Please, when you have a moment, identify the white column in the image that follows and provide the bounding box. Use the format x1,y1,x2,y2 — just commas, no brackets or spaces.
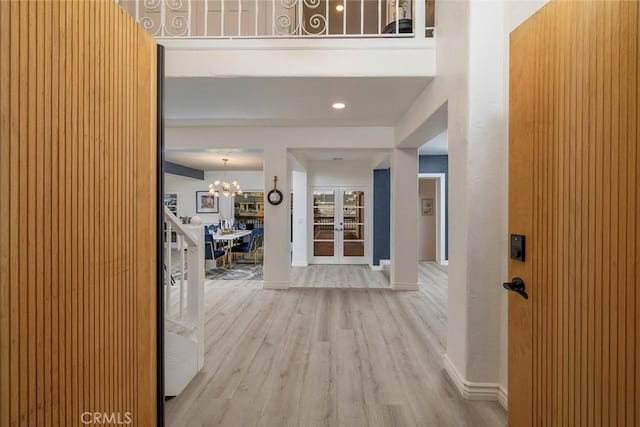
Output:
262,146,290,289
390,148,419,290
414,0,426,39
291,169,308,267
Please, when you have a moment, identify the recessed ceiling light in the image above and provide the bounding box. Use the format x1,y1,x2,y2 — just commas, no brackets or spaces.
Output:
336,4,344,12
332,102,346,110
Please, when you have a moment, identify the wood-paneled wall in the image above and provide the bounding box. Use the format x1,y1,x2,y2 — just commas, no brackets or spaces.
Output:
509,0,639,425
0,1,158,425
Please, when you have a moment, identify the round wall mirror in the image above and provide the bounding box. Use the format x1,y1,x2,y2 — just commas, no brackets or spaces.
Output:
267,189,283,206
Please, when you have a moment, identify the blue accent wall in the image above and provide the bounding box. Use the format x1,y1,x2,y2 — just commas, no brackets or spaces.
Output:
372,169,391,265
419,155,448,259
372,155,449,265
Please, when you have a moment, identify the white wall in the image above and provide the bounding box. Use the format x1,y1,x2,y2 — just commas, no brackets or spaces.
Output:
390,148,419,290
291,164,308,267
262,146,291,288
165,127,395,151
165,171,264,224
163,39,434,79
394,0,548,405
418,179,437,262
307,160,372,187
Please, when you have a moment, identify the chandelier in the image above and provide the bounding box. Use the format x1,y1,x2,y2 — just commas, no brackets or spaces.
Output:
209,158,243,198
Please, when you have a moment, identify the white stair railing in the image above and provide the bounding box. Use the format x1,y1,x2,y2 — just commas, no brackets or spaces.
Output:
163,206,205,396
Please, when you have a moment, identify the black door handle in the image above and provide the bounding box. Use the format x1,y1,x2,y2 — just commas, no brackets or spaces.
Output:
503,277,528,299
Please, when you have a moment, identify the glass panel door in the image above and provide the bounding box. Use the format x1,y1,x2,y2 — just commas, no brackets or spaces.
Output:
312,191,335,258
342,190,366,258
311,187,368,264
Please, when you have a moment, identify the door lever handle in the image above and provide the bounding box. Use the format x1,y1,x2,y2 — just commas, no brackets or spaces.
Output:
503,277,528,299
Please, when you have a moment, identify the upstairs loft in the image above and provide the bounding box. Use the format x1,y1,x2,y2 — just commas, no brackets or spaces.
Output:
116,0,437,78
117,0,435,39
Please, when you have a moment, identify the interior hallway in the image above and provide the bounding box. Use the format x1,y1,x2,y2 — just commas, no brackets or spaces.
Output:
165,263,506,426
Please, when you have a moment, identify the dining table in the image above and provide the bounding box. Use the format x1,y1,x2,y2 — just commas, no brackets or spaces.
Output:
212,229,252,268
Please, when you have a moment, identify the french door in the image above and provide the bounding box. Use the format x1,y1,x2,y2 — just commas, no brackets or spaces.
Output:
311,187,368,264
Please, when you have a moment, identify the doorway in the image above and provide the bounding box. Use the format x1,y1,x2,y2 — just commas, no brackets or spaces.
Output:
311,187,368,264
418,173,446,265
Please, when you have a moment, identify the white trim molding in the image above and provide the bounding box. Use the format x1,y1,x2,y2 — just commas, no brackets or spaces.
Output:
443,354,505,405
391,282,419,291
262,281,290,290
498,386,508,410
370,259,390,271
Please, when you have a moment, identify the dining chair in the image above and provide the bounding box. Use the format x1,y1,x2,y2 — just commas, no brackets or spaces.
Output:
204,232,225,265
231,228,262,264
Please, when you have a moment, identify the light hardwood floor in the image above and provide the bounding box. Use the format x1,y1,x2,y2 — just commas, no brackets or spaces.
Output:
165,262,506,426
290,264,390,288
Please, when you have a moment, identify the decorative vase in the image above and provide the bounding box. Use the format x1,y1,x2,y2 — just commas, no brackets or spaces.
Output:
190,215,203,225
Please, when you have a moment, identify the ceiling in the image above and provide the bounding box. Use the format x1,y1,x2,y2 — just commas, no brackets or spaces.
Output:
165,77,432,127
419,130,448,155
165,149,263,171
166,148,390,172
292,148,389,163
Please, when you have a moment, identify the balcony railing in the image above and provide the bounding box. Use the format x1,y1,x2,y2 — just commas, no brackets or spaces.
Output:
117,0,435,39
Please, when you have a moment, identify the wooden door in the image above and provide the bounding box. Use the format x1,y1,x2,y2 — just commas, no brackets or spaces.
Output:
508,1,639,425
0,1,159,425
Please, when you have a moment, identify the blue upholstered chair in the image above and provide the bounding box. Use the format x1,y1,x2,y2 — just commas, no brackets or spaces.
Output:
255,227,264,253
231,228,263,264
205,232,225,263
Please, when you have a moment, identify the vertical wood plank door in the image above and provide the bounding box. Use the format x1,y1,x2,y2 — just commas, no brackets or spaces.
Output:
0,1,159,425
508,0,639,425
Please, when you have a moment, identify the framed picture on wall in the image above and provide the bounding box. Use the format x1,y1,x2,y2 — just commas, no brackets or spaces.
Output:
196,191,219,213
422,198,433,216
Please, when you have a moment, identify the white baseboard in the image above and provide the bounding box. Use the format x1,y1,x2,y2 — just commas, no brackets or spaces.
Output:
370,259,390,272
262,281,290,290
291,262,308,267
498,385,508,410
443,354,504,403
391,282,418,291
